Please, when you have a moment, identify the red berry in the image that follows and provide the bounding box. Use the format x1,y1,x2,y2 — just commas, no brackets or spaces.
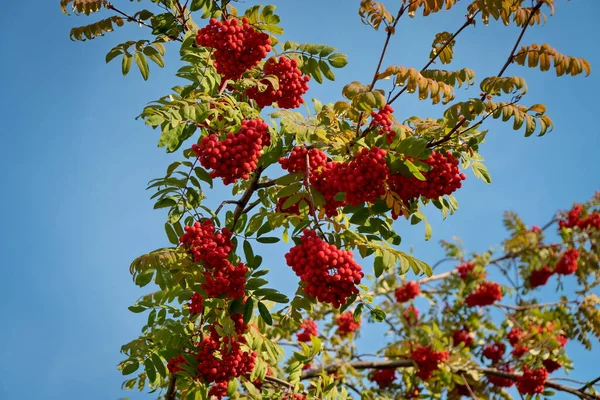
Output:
402,305,419,326
411,346,449,380
452,328,474,347
394,281,421,303
336,311,361,335
487,364,515,388
465,281,502,307
180,219,233,263
370,368,397,388
543,358,563,373
370,104,395,143
482,343,505,363
296,319,318,342
554,248,579,275
279,146,327,176
167,355,187,374
529,265,554,288
516,367,548,395
188,293,204,316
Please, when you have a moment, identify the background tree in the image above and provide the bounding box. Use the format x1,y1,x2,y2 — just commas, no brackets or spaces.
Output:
58,0,600,399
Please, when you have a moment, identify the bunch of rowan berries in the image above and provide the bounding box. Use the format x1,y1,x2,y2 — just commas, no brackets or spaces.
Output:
179,219,233,263
554,248,580,275
369,368,397,388
389,151,466,201
201,259,248,300
529,265,554,288
465,281,502,307
482,343,505,363
452,328,474,347
246,57,310,109
394,281,421,303
336,311,361,335
187,293,204,316
194,118,270,185
487,364,515,388
403,305,419,325
516,367,548,395
559,204,600,230
196,18,272,80
167,355,187,374
285,230,363,308
370,104,395,143
296,319,318,342
411,346,449,380
279,146,327,176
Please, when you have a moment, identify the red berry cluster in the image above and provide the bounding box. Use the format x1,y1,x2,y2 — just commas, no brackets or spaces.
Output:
389,151,466,202
369,368,397,388
296,319,318,342
285,230,364,308
559,204,600,230
336,311,361,335
279,146,327,176
180,219,233,263
465,281,502,307
531,225,542,234
201,259,248,299
543,358,563,373
529,265,553,288
516,367,548,395
452,328,473,347
196,18,272,80
487,364,515,388
394,281,421,303
246,57,310,109
312,147,389,215
188,293,204,316
508,327,525,346
193,118,270,185
370,105,395,144
555,248,580,275
403,305,419,326
411,346,449,380
482,343,505,363
167,355,187,373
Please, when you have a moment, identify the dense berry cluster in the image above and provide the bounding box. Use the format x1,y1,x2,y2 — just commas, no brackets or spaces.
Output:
558,204,600,230
195,315,257,399
312,147,389,215
465,281,502,307
482,343,505,363
370,105,395,143
196,18,272,80
336,311,361,335
296,319,318,342
487,364,515,388
411,346,449,380
516,367,548,395
167,355,187,373
529,265,553,288
279,146,327,175
285,230,363,308
452,328,473,347
179,219,232,263
403,305,419,326
388,151,466,202
508,328,525,346
201,259,248,299
246,57,310,109
555,248,580,275
394,281,421,303
193,118,270,185
188,293,204,316
370,368,397,388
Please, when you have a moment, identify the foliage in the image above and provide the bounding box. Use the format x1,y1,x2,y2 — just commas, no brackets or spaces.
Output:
62,0,600,399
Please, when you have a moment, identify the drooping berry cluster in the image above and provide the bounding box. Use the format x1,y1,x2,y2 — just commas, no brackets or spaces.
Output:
411,346,449,380
452,328,473,347
180,219,233,263
195,314,257,398
487,364,515,388
482,343,505,363
201,259,248,299
279,146,327,175
195,18,272,80
507,327,530,358
370,105,395,143
529,265,553,288
296,319,318,342
285,230,363,308
336,311,361,335
554,248,580,275
312,147,389,215
193,118,270,185
465,281,502,307
246,57,310,109
559,204,600,230
188,293,204,316
516,367,548,395
369,368,397,388
394,281,421,303
457,262,475,280
167,355,187,373
403,305,419,326
389,151,466,202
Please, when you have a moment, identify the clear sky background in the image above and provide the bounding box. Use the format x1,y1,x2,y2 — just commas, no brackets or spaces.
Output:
0,1,598,399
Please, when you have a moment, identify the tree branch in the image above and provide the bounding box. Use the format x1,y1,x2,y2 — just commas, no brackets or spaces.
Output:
165,376,177,400
231,167,263,231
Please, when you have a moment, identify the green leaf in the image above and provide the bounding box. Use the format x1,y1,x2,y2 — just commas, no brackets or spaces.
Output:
143,46,165,68
257,237,280,244
374,252,385,278
370,308,386,322
328,53,348,68
128,305,146,313
151,353,167,378
257,302,273,325
243,297,255,324
164,223,179,245
319,60,335,81
122,53,133,76
122,361,140,375
471,162,491,183
135,52,150,80
144,358,157,383
353,303,364,322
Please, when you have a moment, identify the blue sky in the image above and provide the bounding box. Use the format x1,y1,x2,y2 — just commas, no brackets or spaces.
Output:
0,1,598,399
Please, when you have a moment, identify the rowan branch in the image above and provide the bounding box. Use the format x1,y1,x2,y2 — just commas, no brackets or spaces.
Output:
165,376,177,400
231,167,263,230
